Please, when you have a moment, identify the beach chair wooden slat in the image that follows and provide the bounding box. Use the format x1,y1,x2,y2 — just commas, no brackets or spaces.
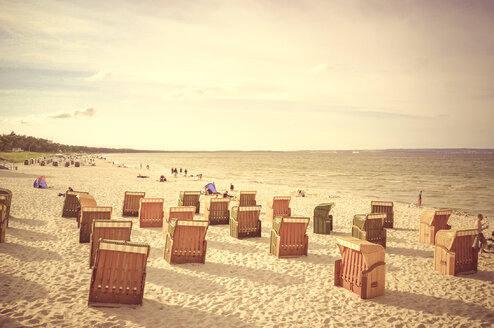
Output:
239,191,257,206
266,196,291,222
0,204,7,243
352,214,387,248
205,198,230,225
335,237,385,299
79,207,112,243
164,219,208,264
138,198,164,228
434,229,478,275
269,216,309,258
122,191,145,217
178,191,201,214
0,188,13,227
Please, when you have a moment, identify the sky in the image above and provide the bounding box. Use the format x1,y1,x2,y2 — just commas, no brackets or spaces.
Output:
0,0,494,151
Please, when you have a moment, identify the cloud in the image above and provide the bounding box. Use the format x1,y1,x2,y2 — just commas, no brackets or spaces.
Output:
49,107,95,119
1,108,97,125
306,64,331,74
85,70,111,82
163,87,215,100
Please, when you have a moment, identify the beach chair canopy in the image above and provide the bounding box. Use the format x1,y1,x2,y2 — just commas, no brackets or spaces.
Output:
33,176,47,188
435,228,478,251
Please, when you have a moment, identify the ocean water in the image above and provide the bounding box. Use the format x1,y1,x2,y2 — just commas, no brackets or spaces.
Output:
105,150,494,217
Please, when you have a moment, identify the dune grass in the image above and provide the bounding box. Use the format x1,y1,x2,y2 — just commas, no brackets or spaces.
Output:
0,152,54,163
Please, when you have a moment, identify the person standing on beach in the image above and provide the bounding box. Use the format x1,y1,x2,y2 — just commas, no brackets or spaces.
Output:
475,214,489,253
418,191,422,207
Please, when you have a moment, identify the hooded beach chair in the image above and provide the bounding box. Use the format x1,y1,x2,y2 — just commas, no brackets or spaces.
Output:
334,236,386,299
313,203,335,234
239,191,257,206
76,194,97,227
162,206,196,239
138,198,164,228
88,239,150,307
204,198,230,225
371,201,394,228
89,220,132,268
122,191,145,217
352,213,387,248
0,188,12,227
164,219,209,264
62,190,89,218
0,204,7,243
230,205,262,239
419,209,452,244
434,228,478,275
270,216,309,258
79,207,112,243
266,196,291,222
178,191,201,214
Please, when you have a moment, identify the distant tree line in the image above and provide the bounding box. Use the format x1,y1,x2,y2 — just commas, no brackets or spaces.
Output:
0,132,158,153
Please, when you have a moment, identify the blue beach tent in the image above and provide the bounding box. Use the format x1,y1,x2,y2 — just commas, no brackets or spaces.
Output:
204,182,217,194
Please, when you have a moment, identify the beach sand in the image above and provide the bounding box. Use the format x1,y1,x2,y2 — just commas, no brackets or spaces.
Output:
1,158,493,327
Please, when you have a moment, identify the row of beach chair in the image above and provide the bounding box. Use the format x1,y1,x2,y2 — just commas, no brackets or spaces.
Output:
55,188,482,306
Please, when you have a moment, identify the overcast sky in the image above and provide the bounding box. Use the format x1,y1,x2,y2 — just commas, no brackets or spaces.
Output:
1,0,493,150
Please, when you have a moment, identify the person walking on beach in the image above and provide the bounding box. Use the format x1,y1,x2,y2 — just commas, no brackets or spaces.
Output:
475,214,489,253
184,169,188,176
418,191,422,207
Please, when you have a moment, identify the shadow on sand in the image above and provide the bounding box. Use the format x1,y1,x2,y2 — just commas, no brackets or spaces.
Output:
8,216,47,227
92,298,261,328
6,227,58,242
0,243,62,262
0,272,49,302
374,289,494,324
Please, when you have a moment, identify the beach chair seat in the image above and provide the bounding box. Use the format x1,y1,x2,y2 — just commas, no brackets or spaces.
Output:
80,207,112,243
88,239,150,307
230,206,262,239
371,201,394,228
313,203,335,234
434,229,478,275
334,236,386,299
89,220,133,268
239,191,257,206
162,206,196,239
205,198,230,225
122,191,145,217
164,219,209,264
139,198,164,228
419,209,452,244
352,213,387,248
266,196,291,222
62,190,89,218
0,188,12,227
178,191,201,214
270,216,309,258
0,204,7,243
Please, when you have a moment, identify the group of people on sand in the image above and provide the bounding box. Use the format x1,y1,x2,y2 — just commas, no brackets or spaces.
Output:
171,168,187,176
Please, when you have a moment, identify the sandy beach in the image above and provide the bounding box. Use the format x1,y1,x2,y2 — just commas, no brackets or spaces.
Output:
1,158,493,328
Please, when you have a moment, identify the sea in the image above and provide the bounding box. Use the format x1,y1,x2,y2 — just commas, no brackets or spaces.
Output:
104,150,494,218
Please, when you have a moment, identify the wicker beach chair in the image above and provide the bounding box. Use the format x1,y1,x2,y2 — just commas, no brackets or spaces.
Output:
0,204,7,243
62,190,89,218
371,201,394,228
239,191,257,206
122,191,145,217
88,239,150,307
0,188,12,227
178,191,201,214
266,196,291,222
76,194,97,227
230,205,262,239
270,216,309,258
164,219,209,264
79,207,112,243
352,213,387,248
313,203,335,234
162,206,196,239
419,209,452,244
205,198,230,225
89,220,132,268
334,236,386,299
138,198,164,228
434,228,478,275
